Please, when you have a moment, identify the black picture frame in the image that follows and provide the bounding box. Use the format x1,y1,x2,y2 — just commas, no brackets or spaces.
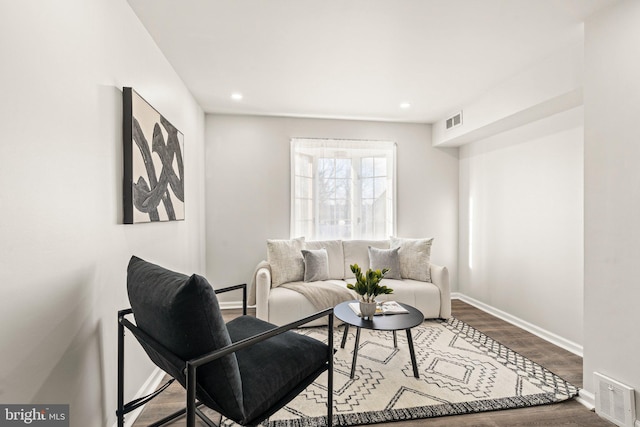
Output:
123,87,184,224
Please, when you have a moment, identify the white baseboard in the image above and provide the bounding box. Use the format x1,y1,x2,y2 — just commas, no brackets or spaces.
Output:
219,301,255,310
452,293,583,357
577,389,595,410
112,367,166,427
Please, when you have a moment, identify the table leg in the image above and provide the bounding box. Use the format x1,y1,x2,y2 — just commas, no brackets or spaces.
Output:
406,329,419,378
340,324,350,349
393,330,397,348
350,327,361,379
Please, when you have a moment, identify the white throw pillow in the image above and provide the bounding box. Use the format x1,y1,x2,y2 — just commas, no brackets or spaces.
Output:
267,237,305,286
368,246,402,279
390,237,434,282
301,248,330,282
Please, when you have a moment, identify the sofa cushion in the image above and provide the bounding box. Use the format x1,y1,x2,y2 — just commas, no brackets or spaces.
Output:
304,240,344,279
343,240,390,279
267,237,305,286
301,248,329,282
368,246,402,279
390,237,434,282
376,278,441,319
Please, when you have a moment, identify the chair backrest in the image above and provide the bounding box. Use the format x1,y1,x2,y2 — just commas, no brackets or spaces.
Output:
126,256,245,421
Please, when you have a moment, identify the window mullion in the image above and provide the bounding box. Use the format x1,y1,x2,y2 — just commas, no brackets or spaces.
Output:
313,155,319,239
352,157,360,240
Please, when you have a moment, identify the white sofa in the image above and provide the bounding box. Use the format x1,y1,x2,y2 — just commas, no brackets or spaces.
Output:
254,238,451,326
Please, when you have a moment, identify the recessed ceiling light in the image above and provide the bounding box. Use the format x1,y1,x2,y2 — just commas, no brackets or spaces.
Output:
400,102,411,109
231,93,243,101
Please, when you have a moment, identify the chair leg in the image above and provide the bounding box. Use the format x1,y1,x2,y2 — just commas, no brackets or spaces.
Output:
148,403,209,427
195,406,218,427
147,408,186,427
186,364,197,427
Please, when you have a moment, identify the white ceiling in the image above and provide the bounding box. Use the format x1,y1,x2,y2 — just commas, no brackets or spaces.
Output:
127,0,616,124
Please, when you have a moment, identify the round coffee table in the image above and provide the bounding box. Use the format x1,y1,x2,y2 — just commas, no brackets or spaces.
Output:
334,300,424,379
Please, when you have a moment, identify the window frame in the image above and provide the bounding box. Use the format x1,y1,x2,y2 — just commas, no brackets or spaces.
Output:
290,138,397,241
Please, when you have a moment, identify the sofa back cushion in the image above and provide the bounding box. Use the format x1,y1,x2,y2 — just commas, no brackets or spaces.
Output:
342,240,390,279
304,240,344,279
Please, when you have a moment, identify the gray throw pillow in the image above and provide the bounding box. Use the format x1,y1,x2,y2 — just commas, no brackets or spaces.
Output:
301,248,329,282
368,246,402,279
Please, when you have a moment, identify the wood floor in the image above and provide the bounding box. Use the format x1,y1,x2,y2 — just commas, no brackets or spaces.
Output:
131,300,613,426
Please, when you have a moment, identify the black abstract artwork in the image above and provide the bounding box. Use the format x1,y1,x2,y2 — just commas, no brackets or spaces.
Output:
123,87,184,224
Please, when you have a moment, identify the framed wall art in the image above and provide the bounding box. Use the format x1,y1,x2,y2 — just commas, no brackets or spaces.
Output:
123,87,184,224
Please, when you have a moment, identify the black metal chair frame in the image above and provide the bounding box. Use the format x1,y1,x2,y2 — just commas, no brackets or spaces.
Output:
117,283,334,427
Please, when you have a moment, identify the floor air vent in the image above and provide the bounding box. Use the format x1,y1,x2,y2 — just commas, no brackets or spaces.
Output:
594,372,636,427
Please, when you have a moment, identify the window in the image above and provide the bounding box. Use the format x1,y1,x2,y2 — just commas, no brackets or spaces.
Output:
291,138,396,240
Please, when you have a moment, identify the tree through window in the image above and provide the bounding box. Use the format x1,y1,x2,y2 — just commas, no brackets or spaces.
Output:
291,138,396,240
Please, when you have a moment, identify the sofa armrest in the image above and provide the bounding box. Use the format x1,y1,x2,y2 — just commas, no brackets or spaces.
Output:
255,265,272,321
430,263,451,318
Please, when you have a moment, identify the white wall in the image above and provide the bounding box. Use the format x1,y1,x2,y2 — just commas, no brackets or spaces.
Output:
205,115,458,301
584,0,640,414
0,1,205,426
458,106,584,349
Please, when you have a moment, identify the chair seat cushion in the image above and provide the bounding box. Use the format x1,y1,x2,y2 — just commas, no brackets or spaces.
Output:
226,316,329,424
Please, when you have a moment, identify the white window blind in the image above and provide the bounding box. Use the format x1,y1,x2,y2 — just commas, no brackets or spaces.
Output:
291,138,396,240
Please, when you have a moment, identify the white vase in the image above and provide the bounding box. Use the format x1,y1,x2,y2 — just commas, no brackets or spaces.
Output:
359,301,377,320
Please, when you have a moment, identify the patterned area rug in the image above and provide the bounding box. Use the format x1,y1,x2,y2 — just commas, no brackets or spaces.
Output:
227,318,579,427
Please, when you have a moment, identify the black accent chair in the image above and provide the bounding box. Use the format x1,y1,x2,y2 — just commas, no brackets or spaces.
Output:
117,256,333,427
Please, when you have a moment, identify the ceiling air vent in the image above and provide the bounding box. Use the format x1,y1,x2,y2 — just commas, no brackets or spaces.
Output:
594,372,636,427
446,111,463,130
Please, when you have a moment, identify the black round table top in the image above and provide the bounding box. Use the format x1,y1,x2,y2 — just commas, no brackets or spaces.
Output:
334,300,424,331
